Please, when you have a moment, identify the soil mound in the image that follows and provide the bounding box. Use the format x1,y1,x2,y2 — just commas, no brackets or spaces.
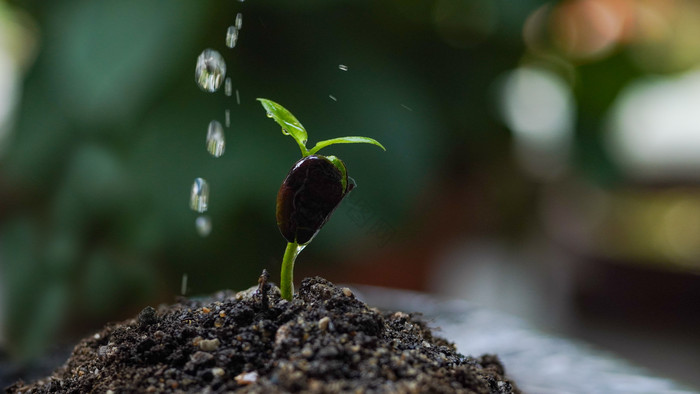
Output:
7,277,518,393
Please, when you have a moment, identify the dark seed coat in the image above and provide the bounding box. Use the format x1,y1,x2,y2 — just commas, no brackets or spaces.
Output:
276,155,347,244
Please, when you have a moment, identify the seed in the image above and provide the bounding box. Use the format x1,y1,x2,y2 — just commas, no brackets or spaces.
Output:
276,155,351,244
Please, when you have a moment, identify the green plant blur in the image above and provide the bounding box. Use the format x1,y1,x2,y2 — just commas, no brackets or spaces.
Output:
2,0,699,364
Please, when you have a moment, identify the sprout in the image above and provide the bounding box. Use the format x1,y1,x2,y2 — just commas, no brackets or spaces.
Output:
258,98,385,300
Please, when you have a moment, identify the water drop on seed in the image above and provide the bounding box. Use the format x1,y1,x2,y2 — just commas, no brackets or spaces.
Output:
225,78,232,96
195,49,226,93
196,216,212,237
206,121,225,157
190,178,210,212
226,26,239,48
235,13,243,30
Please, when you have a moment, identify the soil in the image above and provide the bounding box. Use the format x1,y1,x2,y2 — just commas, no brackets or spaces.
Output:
6,276,519,393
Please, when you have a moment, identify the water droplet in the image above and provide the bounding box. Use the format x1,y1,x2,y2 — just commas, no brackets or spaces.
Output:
195,49,226,93
206,121,225,157
266,112,273,118
196,216,212,237
235,89,240,105
190,177,209,212
400,104,414,112
348,176,357,189
225,109,231,128
181,273,188,295
235,13,243,30
225,77,232,96
226,26,239,48
338,64,348,71
329,94,337,101
282,128,290,135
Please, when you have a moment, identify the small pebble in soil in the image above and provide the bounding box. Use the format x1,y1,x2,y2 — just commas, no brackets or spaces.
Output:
198,338,220,351
342,287,353,297
393,311,409,320
234,371,258,385
318,316,331,331
301,345,313,358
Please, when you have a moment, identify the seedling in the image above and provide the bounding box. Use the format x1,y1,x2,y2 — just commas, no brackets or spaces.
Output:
258,98,385,300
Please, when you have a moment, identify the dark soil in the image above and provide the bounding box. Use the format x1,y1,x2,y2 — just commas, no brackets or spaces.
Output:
6,277,519,393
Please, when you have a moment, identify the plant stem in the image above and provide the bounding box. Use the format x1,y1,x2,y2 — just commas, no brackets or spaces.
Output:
296,139,311,157
280,241,301,300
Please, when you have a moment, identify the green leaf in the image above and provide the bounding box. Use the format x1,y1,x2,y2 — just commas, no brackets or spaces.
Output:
325,155,348,192
257,98,309,156
308,136,386,155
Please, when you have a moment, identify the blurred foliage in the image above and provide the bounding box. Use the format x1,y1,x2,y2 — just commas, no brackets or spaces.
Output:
5,0,694,362
0,0,535,360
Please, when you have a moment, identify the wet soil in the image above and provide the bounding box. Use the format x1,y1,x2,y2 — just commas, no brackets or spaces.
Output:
6,277,519,393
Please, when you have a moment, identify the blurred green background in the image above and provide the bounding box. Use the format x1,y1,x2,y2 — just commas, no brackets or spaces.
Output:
2,0,700,388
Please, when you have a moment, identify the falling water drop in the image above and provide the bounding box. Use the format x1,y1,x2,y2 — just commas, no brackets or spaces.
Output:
190,177,210,212
338,64,348,71
329,94,337,101
196,216,212,237
181,274,188,296
235,89,240,105
226,26,239,48
235,13,243,30
195,49,226,93
225,78,232,96
206,120,225,157
225,109,231,128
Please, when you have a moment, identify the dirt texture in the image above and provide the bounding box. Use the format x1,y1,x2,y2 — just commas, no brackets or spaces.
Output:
6,277,519,393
